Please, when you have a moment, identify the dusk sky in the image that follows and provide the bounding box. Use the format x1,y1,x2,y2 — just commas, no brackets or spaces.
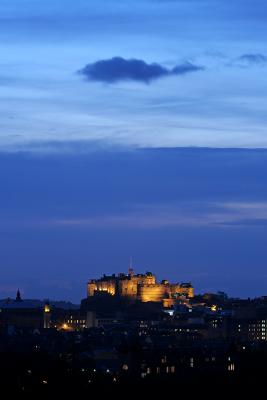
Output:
1,0,267,302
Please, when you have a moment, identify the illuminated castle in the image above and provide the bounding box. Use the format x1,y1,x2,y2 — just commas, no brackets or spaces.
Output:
87,269,194,305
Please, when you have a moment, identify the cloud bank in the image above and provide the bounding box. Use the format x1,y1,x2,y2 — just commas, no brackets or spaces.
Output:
79,57,204,83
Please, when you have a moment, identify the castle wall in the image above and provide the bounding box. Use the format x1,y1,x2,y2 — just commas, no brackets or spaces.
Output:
118,280,138,298
132,275,156,285
87,280,116,297
87,273,194,302
87,282,97,297
96,280,116,296
138,284,169,302
88,273,157,299
169,284,194,299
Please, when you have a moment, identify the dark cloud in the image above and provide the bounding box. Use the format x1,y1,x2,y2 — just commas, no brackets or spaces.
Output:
78,57,204,83
239,54,267,64
230,53,267,68
226,53,267,68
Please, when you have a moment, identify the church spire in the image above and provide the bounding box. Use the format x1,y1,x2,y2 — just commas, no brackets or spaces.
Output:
15,289,22,302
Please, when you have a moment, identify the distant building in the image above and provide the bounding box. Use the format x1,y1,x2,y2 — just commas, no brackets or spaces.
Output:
0,294,79,331
52,309,87,331
0,300,49,330
87,269,194,305
86,311,122,329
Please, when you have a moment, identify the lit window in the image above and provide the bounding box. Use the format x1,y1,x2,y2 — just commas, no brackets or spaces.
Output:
228,364,235,372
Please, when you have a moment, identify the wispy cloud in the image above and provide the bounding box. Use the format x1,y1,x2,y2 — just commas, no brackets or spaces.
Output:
51,201,267,229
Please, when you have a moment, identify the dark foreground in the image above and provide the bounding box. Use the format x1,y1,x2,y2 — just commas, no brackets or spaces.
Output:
0,329,267,395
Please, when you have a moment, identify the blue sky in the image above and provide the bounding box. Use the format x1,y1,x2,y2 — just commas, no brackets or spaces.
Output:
1,0,267,149
1,148,267,301
1,0,267,301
